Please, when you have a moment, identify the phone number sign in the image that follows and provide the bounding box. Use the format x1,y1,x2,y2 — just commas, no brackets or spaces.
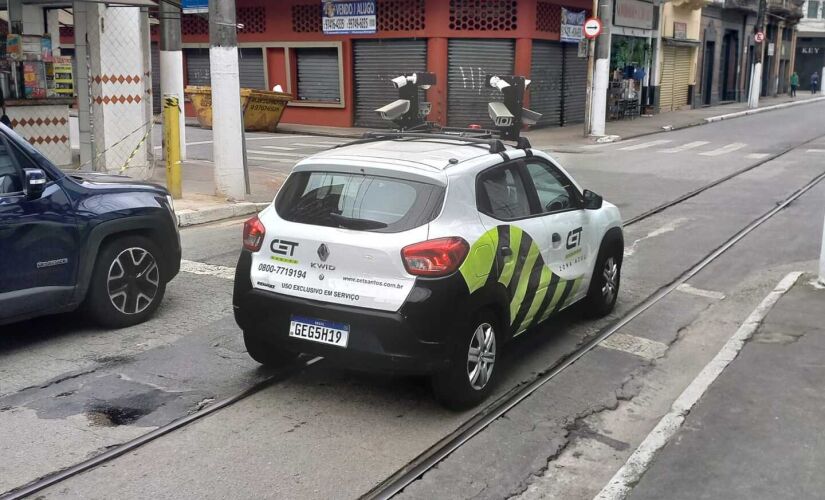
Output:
322,0,377,35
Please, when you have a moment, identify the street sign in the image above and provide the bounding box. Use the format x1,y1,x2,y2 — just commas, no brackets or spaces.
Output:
182,0,208,14
584,18,602,39
754,31,765,43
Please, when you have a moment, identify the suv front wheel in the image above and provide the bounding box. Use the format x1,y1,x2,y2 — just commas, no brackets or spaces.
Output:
85,235,167,328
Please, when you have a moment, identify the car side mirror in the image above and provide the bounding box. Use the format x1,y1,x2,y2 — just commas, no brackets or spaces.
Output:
24,168,46,199
583,189,602,210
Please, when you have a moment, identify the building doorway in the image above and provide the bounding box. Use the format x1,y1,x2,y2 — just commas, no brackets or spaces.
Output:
704,40,715,106
721,31,738,101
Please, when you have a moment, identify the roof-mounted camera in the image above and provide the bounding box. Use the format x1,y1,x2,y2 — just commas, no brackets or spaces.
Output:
375,72,436,129
485,74,542,140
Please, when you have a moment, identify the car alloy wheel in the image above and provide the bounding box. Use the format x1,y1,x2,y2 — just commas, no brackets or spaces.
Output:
107,247,160,315
601,256,618,304
467,322,496,391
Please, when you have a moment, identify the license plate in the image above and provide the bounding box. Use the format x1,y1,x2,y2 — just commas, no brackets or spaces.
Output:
289,315,349,348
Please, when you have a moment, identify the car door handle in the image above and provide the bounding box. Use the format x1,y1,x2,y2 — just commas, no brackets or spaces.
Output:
500,246,513,258
552,233,561,244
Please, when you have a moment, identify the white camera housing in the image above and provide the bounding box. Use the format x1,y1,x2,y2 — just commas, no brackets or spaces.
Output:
375,99,411,121
391,75,409,89
488,75,511,91
488,102,514,127
521,107,542,126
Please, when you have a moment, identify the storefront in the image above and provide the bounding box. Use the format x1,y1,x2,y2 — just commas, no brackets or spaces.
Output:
2,32,73,166
609,0,656,119
796,37,825,90
699,3,756,106
656,0,702,112
169,0,593,129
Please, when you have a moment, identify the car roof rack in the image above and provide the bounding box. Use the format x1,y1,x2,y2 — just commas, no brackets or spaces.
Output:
333,130,508,154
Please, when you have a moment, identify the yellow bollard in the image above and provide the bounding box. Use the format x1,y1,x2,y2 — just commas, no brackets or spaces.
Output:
163,94,182,199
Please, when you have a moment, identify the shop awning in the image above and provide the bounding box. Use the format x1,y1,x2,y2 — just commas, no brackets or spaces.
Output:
663,37,702,47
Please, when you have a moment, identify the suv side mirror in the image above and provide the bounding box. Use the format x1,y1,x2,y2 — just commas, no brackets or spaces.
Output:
24,168,46,199
583,189,602,210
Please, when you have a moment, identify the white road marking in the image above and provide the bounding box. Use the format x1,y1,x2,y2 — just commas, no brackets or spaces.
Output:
699,142,746,156
806,149,825,153
624,218,689,257
618,140,672,151
247,156,293,164
261,146,296,151
599,333,668,360
180,259,236,280
153,135,314,150
582,138,640,150
745,153,770,159
676,283,726,300
247,150,305,158
291,142,335,148
594,272,803,500
659,141,709,153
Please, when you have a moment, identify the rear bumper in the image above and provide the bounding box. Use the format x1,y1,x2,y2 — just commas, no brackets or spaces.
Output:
232,251,470,375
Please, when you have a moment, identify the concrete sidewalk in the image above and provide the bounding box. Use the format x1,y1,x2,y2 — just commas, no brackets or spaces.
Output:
272,92,825,147
628,275,825,499
165,91,824,225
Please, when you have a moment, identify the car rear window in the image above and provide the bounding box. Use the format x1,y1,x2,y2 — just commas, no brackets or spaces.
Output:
275,171,445,233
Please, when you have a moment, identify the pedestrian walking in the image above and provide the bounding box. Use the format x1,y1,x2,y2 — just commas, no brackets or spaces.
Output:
790,71,799,97
812,71,820,94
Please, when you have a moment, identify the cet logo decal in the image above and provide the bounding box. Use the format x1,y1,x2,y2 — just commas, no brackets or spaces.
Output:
317,243,330,262
270,239,299,256
566,227,583,250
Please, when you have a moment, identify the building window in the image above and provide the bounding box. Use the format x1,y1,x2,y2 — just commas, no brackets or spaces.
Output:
295,48,341,103
808,0,820,18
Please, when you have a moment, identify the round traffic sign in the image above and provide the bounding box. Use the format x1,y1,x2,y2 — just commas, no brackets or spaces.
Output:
754,31,765,43
584,18,602,39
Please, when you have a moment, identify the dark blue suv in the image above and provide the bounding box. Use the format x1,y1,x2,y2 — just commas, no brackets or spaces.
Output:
0,123,180,327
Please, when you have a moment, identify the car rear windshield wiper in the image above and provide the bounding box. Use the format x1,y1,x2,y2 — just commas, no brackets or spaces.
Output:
329,212,388,230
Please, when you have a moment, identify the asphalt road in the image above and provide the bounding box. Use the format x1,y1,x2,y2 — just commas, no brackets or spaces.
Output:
2,102,824,499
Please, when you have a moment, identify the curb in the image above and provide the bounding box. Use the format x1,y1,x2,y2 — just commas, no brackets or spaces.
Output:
704,96,825,123
176,201,270,227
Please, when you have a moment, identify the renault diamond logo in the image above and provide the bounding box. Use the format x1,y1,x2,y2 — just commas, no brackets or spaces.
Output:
317,243,330,262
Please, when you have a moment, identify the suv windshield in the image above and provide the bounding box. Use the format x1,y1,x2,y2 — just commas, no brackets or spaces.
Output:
275,171,445,233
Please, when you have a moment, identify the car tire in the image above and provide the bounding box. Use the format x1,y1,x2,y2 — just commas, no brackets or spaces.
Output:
85,235,167,328
243,330,300,367
431,309,501,411
584,241,621,318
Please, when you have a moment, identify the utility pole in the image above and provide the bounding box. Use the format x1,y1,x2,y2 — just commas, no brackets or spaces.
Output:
160,0,186,160
583,0,598,137
590,0,612,136
209,0,245,200
748,0,768,108
73,0,94,169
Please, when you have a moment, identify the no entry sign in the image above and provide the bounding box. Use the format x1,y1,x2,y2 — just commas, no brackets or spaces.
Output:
584,18,602,39
754,31,765,43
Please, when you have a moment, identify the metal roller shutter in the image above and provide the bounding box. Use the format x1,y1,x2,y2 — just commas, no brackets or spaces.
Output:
354,39,427,128
185,48,211,87
672,46,692,109
530,41,563,127
296,48,341,102
659,45,676,112
239,48,266,90
448,39,514,128
562,44,587,126
151,43,161,114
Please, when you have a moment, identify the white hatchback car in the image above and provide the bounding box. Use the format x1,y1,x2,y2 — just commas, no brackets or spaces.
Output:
233,133,623,409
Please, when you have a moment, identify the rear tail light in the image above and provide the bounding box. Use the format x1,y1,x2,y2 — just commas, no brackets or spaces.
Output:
401,237,470,277
243,215,266,252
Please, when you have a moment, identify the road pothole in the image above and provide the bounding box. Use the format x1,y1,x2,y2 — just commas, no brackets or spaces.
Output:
86,404,150,426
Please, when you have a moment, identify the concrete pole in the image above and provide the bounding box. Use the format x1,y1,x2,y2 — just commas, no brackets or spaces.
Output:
73,0,94,169
209,0,245,200
8,0,23,34
748,0,767,108
590,0,612,136
820,209,825,285
46,9,61,57
160,0,186,160
583,0,598,136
